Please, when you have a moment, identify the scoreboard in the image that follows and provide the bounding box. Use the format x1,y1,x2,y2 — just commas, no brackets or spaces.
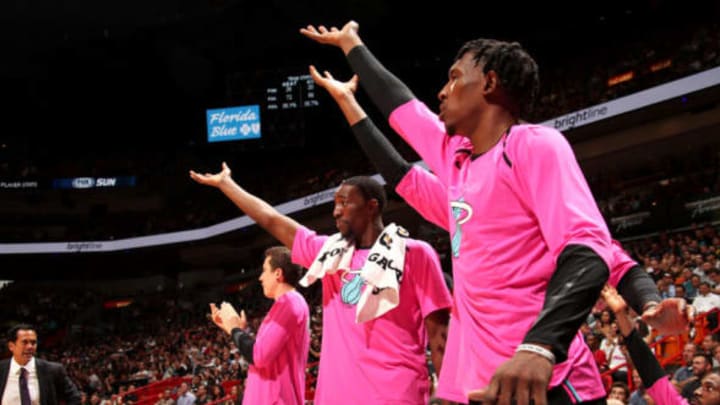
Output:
266,74,320,111
218,68,323,148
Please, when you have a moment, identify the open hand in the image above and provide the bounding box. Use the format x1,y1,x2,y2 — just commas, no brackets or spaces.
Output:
189,162,231,188
308,65,358,100
300,21,362,53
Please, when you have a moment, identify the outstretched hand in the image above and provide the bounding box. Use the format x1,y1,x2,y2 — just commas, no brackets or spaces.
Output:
300,21,363,54
641,298,693,336
189,162,231,188
467,351,553,405
309,65,358,100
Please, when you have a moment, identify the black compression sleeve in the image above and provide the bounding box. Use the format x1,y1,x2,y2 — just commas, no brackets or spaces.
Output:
350,118,412,188
346,45,415,118
617,265,661,315
624,328,665,388
231,328,255,365
523,244,610,363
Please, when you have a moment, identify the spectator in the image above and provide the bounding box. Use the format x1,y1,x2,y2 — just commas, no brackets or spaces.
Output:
681,353,714,400
176,382,196,405
673,343,699,390
608,381,630,404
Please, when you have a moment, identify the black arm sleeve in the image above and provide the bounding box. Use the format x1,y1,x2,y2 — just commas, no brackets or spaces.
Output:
617,264,662,315
523,244,610,363
350,118,412,188
231,328,256,365
624,328,665,389
346,45,415,119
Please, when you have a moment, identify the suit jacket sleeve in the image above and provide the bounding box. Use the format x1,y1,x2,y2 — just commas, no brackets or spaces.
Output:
39,359,81,405
56,363,81,405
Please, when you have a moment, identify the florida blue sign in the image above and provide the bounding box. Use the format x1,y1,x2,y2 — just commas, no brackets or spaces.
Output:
206,105,261,143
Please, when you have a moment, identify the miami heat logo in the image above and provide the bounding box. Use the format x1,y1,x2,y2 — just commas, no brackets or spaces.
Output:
341,270,364,305
450,199,473,258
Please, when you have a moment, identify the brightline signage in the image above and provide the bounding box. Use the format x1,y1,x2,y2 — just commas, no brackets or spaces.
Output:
543,66,720,132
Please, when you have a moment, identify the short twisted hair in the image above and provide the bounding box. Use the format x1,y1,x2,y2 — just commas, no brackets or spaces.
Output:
456,39,540,118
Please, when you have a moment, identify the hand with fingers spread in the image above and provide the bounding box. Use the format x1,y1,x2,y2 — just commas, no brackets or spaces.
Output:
189,162,232,188
641,298,694,336
308,65,358,100
299,20,363,54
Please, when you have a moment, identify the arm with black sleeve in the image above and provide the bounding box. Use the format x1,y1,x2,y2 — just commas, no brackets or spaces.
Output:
612,244,690,335
617,264,662,315
345,45,415,119
300,22,412,119
231,328,255,364
350,118,411,189
522,245,609,363
307,65,411,189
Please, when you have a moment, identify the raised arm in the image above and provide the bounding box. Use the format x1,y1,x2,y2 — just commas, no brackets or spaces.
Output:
309,62,409,186
303,21,461,184
301,21,414,118
309,65,448,229
189,162,300,248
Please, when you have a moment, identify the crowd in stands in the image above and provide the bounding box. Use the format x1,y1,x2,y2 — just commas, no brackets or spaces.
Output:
530,23,720,123
0,276,323,404
581,223,720,403
3,12,720,405
3,220,720,403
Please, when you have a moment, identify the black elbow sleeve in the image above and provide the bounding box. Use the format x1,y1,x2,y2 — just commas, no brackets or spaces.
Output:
231,328,255,365
350,118,411,188
617,265,661,315
347,46,415,118
523,244,609,363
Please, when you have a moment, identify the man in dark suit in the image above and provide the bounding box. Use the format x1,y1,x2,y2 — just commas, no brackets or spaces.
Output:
0,324,81,405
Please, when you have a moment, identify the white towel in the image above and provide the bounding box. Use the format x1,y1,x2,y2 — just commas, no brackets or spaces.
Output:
299,223,408,323
356,223,408,322
299,233,354,287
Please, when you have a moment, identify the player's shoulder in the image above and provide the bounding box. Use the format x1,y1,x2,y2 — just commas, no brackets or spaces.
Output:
405,237,438,258
506,123,572,161
511,123,566,146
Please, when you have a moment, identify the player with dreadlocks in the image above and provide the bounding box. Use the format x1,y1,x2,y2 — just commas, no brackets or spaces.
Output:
302,21,623,404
